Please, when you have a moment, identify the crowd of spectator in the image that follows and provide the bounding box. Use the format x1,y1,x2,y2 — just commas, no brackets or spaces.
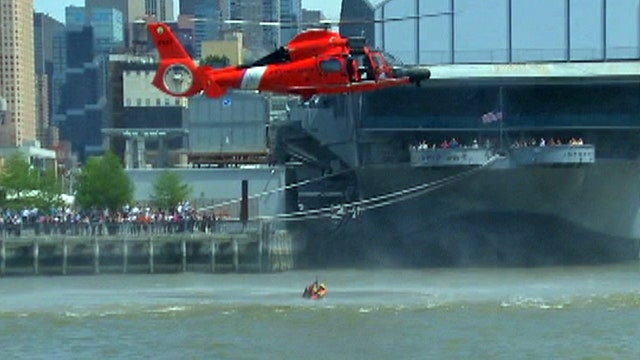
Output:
0,201,221,238
411,138,486,150
411,136,587,151
511,137,585,148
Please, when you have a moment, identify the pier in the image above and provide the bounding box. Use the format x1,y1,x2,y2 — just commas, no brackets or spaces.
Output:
0,221,294,276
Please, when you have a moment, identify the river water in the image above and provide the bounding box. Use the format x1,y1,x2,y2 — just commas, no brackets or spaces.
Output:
1,264,640,359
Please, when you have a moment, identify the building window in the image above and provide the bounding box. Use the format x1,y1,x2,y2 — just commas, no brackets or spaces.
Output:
126,98,131,106
136,98,142,106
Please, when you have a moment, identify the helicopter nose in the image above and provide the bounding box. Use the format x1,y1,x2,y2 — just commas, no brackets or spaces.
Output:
408,67,431,83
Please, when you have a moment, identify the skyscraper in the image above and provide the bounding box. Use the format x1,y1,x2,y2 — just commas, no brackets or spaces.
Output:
194,0,221,58
0,0,36,146
228,0,300,52
301,9,324,30
145,0,175,21
34,13,64,147
55,25,107,161
62,6,126,53
339,0,374,40
278,0,301,46
91,7,125,53
34,13,64,76
179,0,199,15
85,0,146,46
65,5,88,30
86,0,146,24
229,0,263,53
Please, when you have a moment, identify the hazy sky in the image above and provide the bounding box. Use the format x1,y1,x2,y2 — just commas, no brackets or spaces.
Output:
376,0,640,64
34,0,640,65
33,0,341,23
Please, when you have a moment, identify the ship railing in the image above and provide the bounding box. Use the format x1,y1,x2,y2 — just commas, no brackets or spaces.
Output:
410,146,495,167
510,144,595,165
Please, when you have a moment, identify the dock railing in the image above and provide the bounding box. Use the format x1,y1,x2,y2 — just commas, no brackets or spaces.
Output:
0,219,294,275
0,219,262,240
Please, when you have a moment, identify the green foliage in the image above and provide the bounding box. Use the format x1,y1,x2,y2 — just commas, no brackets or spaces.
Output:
33,169,65,210
75,151,133,211
1,152,36,195
0,151,63,210
150,170,192,210
201,54,231,67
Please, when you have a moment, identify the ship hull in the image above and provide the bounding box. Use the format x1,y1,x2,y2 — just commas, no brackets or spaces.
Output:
300,159,640,267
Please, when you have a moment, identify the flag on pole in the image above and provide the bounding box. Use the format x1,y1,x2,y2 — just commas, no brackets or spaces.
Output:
481,111,503,124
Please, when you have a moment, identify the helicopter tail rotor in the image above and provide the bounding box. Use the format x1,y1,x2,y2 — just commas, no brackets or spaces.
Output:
148,22,204,97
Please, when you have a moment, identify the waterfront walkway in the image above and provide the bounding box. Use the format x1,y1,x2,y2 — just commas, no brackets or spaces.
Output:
0,220,294,275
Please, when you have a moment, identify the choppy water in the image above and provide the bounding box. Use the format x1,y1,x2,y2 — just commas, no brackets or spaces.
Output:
1,264,640,359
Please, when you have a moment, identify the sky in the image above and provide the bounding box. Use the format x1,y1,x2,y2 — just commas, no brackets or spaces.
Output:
34,0,639,65
33,0,341,23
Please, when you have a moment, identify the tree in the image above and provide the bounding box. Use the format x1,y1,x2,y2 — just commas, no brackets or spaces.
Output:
33,169,65,210
0,152,64,210
201,54,231,68
0,151,39,209
75,151,133,212
150,170,192,210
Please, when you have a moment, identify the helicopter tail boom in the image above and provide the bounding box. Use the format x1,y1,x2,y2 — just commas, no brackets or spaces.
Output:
148,22,209,97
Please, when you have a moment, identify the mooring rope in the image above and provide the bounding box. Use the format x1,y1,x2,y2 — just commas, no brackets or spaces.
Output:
251,155,501,222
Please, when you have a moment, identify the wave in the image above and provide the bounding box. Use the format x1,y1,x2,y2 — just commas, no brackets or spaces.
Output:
145,305,188,314
1,281,639,319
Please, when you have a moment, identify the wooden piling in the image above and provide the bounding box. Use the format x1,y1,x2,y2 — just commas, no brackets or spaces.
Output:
258,235,263,273
0,240,5,275
181,239,187,272
148,237,154,273
33,241,39,275
233,239,239,272
62,239,68,275
93,238,100,274
0,225,284,275
122,239,128,274
210,239,216,273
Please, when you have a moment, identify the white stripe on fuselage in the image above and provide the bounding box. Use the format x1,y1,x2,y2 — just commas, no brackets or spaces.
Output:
240,66,268,90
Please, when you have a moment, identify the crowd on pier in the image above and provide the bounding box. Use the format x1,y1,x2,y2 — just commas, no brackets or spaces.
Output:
0,201,224,238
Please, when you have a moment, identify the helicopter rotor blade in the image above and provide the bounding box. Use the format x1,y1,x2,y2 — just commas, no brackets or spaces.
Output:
219,11,456,28
320,11,456,26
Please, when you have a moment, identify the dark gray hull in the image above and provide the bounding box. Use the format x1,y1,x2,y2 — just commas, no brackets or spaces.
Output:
300,159,640,267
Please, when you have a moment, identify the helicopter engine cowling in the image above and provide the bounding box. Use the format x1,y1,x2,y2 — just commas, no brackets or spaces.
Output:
347,37,366,55
152,60,203,97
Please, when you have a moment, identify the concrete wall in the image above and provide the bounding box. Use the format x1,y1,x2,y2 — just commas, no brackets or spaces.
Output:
122,70,189,108
185,92,269,153
126,166,287,219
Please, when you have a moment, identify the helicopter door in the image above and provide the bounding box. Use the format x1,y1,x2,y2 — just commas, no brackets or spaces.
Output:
318,57,347,82
319,57,343,72
373,53,392,79
346,56,360,82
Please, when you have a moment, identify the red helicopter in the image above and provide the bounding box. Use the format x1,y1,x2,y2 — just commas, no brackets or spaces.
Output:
147,22,431,101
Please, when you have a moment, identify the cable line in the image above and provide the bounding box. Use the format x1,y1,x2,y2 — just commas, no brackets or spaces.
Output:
251,155,501,222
